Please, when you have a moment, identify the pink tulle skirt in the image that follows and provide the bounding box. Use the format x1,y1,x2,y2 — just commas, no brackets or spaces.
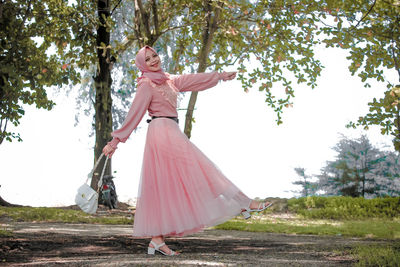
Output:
132,118,251,237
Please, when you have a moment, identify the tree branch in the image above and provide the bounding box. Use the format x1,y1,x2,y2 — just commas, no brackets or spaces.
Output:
151,0,159,36
122,16,135,30
0,118,8,145
0,117,3,135
136,0,151,43
22,0,32,25
389,18,400,82
184,0,223,138
116,36,139,56
110,0,123,15
207,53,243,69
159,22,197,35
133,0,144,47
391,42,400,82
350,0,377,30
169,35,187,74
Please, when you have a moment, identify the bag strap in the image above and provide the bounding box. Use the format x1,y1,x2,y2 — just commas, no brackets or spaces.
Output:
97,156,109,190
86,153,108,186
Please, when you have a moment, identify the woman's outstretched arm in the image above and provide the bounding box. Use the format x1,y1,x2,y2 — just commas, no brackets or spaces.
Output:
172,71,236,92
103,81,152,157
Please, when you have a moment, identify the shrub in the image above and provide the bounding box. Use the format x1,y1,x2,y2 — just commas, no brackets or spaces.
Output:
287,196,400,219
352,244,400,267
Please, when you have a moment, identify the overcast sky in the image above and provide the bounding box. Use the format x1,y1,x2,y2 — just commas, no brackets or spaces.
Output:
0,46,396,207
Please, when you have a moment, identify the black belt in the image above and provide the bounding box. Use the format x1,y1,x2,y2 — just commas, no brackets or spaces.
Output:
146,116,179,124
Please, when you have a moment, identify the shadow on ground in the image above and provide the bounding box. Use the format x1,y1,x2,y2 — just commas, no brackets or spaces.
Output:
0,222,385,266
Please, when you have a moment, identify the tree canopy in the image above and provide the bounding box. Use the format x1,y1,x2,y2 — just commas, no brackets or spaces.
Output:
78,0,326,136
0,0,96,144
317,0,400,150
3,0,400,155
316,135,400,197
292,167,318,197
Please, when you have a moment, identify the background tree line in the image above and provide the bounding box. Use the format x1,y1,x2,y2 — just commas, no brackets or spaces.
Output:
293,134,400,198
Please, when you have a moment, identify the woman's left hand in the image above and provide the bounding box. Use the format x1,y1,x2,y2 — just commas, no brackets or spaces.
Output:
102,144,116,158
220,71,237,81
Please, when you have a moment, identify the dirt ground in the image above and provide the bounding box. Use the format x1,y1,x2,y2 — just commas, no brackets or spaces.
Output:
0,220,392,267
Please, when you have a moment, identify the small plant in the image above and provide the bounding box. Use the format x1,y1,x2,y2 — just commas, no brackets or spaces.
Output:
0,228,13,237
351,244,400,267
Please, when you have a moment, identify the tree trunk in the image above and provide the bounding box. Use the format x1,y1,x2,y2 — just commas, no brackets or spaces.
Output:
0,72,9,145
361,166,366,198
361,157,366,197
0,186,21,207
304,178,308,197
0,196,21,207
183,1,221,139
91,0,113,192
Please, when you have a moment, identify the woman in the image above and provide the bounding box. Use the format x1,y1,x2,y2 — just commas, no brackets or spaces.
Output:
102,45,272,256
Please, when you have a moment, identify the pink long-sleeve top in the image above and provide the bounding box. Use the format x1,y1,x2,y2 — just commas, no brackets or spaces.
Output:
107,72,223,148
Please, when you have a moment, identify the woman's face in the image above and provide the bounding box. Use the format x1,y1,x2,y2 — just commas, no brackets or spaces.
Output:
145,49,161,72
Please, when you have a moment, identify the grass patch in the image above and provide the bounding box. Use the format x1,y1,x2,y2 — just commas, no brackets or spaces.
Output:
2,205,399,240
0,228,13,237
0,207,133,225
351,244,400,267
214,215,400,239
288,196,400,219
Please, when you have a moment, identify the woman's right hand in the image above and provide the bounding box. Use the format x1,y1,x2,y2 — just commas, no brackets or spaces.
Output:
220,71,237,81
102,144,116,158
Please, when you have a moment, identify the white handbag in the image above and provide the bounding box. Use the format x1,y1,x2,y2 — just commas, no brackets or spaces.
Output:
75,153,109,214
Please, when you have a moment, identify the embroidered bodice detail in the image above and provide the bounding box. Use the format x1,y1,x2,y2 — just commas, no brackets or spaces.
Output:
156,80,180,107
138,77,158,88
138,77,180,107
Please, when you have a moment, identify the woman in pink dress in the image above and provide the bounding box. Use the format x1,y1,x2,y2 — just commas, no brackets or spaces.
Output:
102,45,272,256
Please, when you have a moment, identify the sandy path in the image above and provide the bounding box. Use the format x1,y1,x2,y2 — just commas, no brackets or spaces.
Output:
0,222,388,266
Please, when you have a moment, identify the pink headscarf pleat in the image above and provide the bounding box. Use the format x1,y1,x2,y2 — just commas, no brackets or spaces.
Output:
135,45,169,85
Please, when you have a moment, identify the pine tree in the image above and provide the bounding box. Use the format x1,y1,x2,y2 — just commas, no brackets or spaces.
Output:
317,135,400,197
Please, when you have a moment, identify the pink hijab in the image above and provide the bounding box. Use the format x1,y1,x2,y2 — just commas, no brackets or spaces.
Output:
135,45,169,85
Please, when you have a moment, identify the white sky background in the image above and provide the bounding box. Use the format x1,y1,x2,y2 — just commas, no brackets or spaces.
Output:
0,46,397,207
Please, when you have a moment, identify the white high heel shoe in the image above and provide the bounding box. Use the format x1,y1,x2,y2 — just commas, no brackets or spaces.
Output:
241,201,273,219
147,241,177,256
